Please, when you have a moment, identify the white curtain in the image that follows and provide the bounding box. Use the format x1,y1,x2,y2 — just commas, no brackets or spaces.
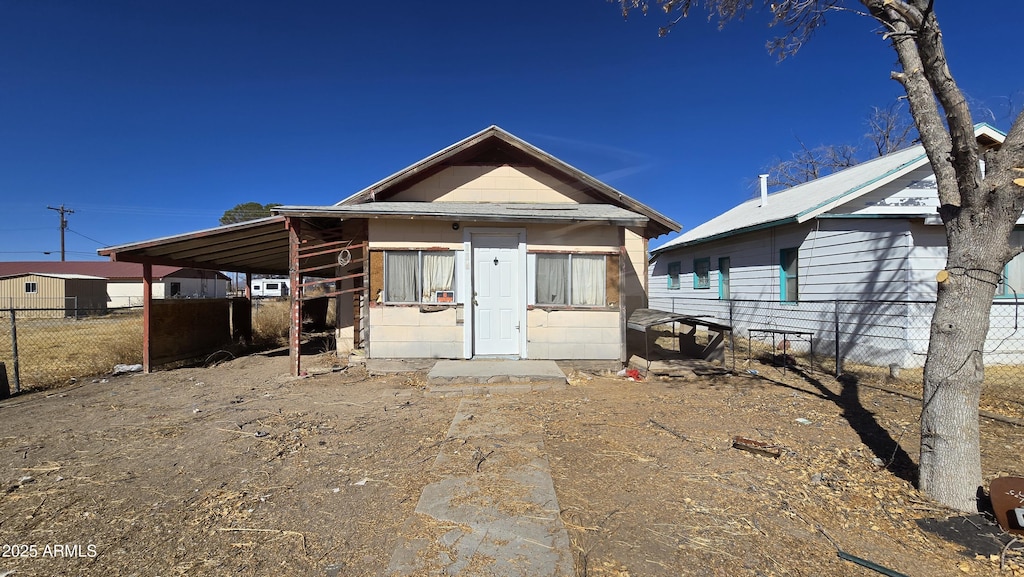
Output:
385,252,418,302
422,252,455,301
537,254,568,305
571,255,606,306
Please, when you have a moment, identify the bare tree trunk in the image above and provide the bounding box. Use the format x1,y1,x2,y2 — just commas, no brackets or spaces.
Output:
920,221,1008,512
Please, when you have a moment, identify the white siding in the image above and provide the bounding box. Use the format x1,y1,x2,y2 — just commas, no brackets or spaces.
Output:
650,219,912,311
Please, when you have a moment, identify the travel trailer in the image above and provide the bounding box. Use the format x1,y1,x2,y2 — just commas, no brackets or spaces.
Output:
250,279,288,298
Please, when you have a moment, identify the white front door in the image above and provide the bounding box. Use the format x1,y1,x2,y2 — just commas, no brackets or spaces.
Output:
473,234,520,356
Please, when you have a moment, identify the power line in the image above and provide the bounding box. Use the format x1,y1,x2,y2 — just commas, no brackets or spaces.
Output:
67,228,108,247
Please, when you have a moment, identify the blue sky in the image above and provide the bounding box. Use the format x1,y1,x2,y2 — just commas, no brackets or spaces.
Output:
1,1,1021,261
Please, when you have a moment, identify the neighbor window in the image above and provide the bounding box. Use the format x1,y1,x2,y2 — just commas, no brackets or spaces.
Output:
998,231,1024,297
24,282,37,294
693,258,710,289
718,257,731,300
667,262,681,290
384,250,456,303
780,248,799,302
169,282,181,297
536,253,606,307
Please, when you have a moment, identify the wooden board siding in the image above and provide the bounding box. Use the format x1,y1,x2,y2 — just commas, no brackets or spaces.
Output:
388,165,596,204
150,299,231,366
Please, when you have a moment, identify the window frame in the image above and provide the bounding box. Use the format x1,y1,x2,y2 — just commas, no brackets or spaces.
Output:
718,257,731,300
383,249,457,304
693,258,710,290
24,281,37,294
997,230,1024,298
779,247,799,303
667,261,681,290
534,252,608,308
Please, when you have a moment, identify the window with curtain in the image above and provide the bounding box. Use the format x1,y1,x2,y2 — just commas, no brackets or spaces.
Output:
780,247,799,302
536,253,606,307
718,257,730,300
693,258,710,289
384,250,456,303
667,262,681,290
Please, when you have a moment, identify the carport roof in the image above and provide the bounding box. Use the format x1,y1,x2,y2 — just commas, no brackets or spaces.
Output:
98,216,292,275
273,202,649,227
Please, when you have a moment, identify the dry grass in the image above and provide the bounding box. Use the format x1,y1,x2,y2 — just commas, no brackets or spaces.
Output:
252,300,291,347
0,312,142,391
251,298,338,347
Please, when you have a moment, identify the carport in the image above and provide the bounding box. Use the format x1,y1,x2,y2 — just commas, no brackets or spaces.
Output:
99,215,368,377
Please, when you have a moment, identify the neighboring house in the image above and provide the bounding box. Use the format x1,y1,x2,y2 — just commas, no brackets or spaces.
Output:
0,273,107,317
648,124,1017,368
275,126,680,361
0,262,230,308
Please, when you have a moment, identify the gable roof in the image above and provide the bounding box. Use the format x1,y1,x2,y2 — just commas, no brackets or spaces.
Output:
0,272,106,281
0,261,227,281
334,125,680,237
652,124,1006,254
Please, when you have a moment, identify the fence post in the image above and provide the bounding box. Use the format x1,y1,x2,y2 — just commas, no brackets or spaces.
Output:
833,300,841,378
9,309,20,394
729,299,736,372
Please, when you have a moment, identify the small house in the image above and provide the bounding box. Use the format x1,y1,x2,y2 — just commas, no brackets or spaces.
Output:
99,126,681,372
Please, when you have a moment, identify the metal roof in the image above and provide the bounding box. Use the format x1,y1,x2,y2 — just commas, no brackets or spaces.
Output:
0,261,223,280
0,272,106,281
653,124,1007,254
98,217,291,275
274,202,649,227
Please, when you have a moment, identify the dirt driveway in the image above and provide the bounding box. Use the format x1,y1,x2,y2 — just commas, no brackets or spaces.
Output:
0,352,1021,576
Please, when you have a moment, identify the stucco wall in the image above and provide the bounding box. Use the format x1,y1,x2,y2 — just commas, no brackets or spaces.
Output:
526,309,621,360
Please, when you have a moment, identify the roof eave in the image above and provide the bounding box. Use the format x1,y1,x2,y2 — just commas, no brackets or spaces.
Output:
651,217,799,255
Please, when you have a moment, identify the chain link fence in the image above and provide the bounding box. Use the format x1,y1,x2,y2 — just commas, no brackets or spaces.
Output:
0,307,143,394
649,295,1024,397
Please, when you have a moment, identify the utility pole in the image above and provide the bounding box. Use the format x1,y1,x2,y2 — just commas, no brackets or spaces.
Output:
46,204,74,261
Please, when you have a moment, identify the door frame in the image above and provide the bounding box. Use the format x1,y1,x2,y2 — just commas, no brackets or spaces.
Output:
462,227,527,359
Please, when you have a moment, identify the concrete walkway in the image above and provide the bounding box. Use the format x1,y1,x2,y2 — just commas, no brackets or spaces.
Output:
387,396,575,576
426,360,567,394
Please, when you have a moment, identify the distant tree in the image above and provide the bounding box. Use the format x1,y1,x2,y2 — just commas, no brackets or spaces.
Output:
766,102,917,188
219,202,282,225
766,139,859,188
616,0,1024,513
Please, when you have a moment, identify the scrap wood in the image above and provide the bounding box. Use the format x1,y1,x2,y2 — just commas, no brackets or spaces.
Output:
731,436,781,459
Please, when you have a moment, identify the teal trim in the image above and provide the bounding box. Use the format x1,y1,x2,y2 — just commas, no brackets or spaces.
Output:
779,248,798,302
651,218,797,255
815,213,933,219
667,261,681,290
974,122,1007,136
718,257,730,300
795,153,929,220
693,257,710,289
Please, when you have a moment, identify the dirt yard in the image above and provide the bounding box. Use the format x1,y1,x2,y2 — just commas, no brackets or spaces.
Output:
0,351,1021,576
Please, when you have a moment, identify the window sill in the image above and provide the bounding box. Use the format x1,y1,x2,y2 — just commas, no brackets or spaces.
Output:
528,305,617,312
